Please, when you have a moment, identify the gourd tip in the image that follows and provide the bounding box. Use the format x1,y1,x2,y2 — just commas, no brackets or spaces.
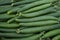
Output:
16,29,20,34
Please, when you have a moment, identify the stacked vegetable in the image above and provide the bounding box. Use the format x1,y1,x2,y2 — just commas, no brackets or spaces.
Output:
0,0,60,40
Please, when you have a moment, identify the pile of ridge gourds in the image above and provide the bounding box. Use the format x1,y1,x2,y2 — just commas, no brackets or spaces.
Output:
0,0,60,40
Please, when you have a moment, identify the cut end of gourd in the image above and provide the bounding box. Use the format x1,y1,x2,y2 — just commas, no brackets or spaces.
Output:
15,19,18,21
15,19,19,22
7,21,9,23
11,3,14,6
41,31,45,35
54,5,59,9
40,31,46,38
16,29,20,34
11,0,14,2
16,13,19,16
7,11,12,15
7,19,11,23
41,36,45,39
39,38,43,40
19,12,22,16
47,38,51,40
7,19,13,24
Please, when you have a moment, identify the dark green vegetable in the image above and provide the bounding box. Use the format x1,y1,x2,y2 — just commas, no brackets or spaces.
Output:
57,1,60,7
20,0,57,12
46,10,60,17
42,29,60,38
16,24,60,33
7,16,20,23
7,7,20,14
3,32,45,40
15,16,57,22
0,0,12,5
0,22,19,28
0,5,12,13
12,0,39,6
19,20,58,27
0,14,15,20
0,32,32,37
22,3,51,13
12,0,23,2
52,35,60,40
21,7,56,17
58,17,60,22
7,4,26,14
0,28,16,33
0,27,25,33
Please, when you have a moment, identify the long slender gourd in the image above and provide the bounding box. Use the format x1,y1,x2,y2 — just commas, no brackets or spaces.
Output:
12,0,39,6
7,7,20,14
0,28,16,33
20,0,57,12
16,24,60,33
0,32,32,37
42,29,60,38
0,27,25,33
57,0,60,9
3,32,45,40
0,22,19,28
22,3,51,13
7,16,20,23
58,17,60,22
12,0,23,2
47,10,60,17
0,0,12,5
0,14,16,20
19,20,58,27
52,35,60,40
7,4,26,14
15,16,57,22
21,7,56,17
0,5,12,13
